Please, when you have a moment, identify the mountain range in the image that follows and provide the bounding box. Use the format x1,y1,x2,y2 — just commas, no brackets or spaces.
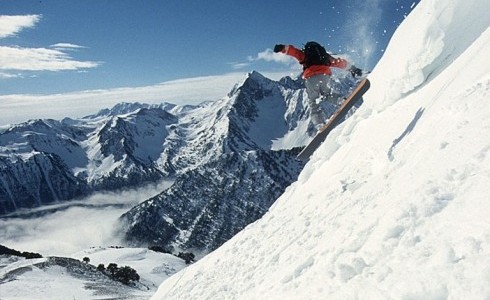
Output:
0,70,359,253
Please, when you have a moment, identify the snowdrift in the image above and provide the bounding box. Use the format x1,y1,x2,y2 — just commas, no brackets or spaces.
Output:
152,0,490,298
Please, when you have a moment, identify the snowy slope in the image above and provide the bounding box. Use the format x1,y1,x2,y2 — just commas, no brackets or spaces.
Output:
1,257,100,300
0,256,152,299
72,247,186,289
0,247,186,299
152,0,490,299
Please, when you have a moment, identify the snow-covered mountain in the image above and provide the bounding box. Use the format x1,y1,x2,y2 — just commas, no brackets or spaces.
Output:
0,69,360,257
122,148,303,253
0,72,309,215
0,110,173,214
151,0,490,299
119,72,320,253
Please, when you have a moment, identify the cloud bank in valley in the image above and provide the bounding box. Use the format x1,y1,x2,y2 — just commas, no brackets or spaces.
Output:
0,180,172,256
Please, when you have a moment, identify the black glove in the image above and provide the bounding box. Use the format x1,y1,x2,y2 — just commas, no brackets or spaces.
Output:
274,44,285,53
349,66,362,77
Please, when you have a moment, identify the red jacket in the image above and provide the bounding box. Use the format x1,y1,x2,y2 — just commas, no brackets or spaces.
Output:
281,45,348,79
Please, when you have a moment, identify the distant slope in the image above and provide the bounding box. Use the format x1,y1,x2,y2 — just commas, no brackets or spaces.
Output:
0,256,149,299
0,246,186,299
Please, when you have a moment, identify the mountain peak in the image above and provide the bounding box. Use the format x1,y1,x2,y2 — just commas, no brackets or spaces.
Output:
86,102,178,119
86,102,148,119
246,70,267,81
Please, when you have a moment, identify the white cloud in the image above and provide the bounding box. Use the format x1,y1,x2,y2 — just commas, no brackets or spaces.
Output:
0,71,22,79
230,48,301,72
251,48,298,66
50,43,87,51
0,15,99,75
0,46,100,71
230,62,251,70
0,14,41,38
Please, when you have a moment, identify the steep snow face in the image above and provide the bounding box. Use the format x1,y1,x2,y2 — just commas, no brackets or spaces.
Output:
370,0,489,109
226,71,290,151
151,0,490,299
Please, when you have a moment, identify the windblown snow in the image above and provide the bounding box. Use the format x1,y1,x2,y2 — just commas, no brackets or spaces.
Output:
152,0,490,299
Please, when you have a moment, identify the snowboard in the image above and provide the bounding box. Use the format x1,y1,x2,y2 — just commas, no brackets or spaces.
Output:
297,78,371,161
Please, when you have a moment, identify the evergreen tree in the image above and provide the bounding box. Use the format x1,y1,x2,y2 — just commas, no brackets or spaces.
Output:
114,266,140,284
97,264,105,272
107,263,118,276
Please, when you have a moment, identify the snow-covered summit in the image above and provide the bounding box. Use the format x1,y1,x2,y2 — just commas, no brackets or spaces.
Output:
151,0,490,298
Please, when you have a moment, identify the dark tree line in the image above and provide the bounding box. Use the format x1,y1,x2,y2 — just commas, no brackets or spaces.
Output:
148,246,195,265
96,262,140,285
0,244,42,259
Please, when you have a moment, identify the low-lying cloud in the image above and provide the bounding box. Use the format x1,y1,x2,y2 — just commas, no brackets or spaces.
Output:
0,180,172,256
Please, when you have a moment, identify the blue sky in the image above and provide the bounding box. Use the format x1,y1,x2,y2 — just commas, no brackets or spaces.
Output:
0,0,418,96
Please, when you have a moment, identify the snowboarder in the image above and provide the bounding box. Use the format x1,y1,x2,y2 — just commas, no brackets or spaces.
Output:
274,42,362,130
